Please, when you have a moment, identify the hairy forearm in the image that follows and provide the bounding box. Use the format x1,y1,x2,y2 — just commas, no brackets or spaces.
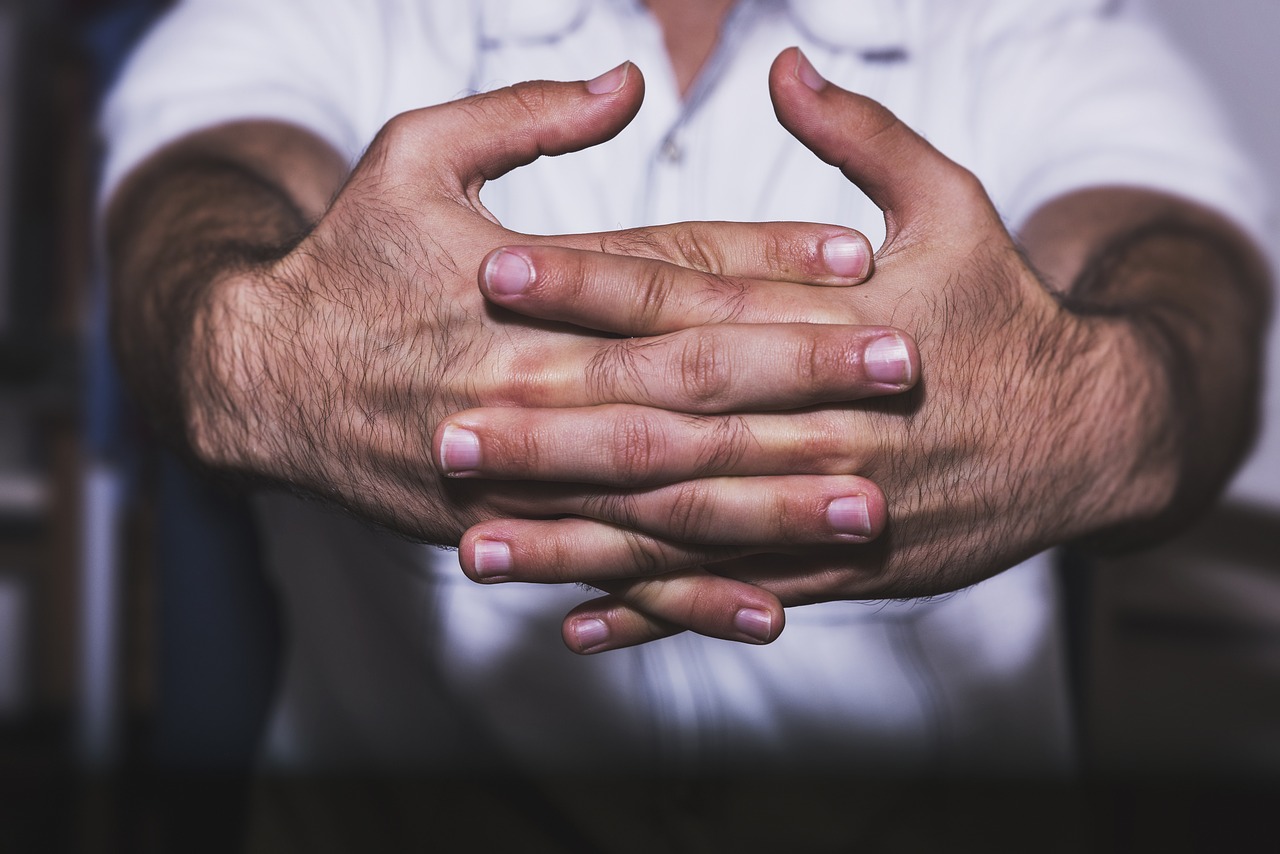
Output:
105,122,345,456
1022,188,1272,548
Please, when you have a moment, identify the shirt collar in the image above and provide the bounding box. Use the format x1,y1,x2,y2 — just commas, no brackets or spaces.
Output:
786,0,909,53
478,0,590,44
478,0,910,53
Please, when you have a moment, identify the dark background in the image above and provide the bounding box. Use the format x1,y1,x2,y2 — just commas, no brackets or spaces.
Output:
0,1,1276,851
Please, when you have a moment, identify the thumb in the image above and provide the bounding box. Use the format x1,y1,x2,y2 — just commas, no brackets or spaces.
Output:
375,62,644,192
769,48,977,237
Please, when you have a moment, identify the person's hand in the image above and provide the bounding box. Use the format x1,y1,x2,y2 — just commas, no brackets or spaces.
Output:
187,62,920,633
449,49,1177,652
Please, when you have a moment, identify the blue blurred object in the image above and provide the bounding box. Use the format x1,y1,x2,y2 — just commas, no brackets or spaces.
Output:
80,0,280,773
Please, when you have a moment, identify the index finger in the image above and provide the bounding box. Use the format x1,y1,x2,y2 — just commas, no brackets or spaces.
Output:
479,239,871,336
566,220,875,284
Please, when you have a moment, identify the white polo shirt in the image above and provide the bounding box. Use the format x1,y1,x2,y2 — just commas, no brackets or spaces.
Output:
101,0,1266,776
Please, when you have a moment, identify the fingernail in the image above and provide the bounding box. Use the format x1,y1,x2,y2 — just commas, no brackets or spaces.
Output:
828,495,872,537
822,235,871,278
864,334,913,385
439,424,481,474
734,608,774,643
473,539,512,580
484,249,532,296
573,618,611,651
586,61,630,95
794,49,826,92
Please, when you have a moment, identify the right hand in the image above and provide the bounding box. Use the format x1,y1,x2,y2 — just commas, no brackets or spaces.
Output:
187,63,917,640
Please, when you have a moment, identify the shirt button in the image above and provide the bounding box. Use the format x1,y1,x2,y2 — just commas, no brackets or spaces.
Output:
659,136,684,165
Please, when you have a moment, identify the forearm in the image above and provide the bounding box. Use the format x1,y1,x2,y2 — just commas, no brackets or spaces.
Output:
1021,188,1272,548
105,122,346,458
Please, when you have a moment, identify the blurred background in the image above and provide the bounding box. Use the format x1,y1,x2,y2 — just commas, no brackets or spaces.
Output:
0,0,1276,851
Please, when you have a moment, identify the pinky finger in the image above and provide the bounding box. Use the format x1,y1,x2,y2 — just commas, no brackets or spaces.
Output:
562,597,682,654
562,568,786,654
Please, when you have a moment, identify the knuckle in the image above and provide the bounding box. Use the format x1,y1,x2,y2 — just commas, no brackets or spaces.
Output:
796,335,829,390
796,336,823,389
584,491,640,530
622,576,666,613
761,229,799,275
676,580,713,628
515,423,543,473
612,410,666,482
859,103,904,147
700,274,750,323
695,416,754,476
540,535,582,584
505,81,552,123
666,481,717,541
950,164,988,202
930,162,993,222
673,332,732,407
769,490,804,544
587,339,650,402
631,263,678,330
596,228,663,262
561,252,593,304
460,83,551,133
670,224,725,274
798,333,859,391
377,110,418,149
619,530,664,576
843,95,901,148
367,111,422,173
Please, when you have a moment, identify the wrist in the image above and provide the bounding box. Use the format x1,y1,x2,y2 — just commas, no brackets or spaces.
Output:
183,258,298,478
1052,307,1183,548
1049,215,1269,550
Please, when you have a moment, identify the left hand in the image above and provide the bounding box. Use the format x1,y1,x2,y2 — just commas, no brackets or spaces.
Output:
447,48,1182,652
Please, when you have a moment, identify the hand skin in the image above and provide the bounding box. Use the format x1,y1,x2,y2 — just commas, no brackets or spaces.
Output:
446,48,1272,654
105,63,924,646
